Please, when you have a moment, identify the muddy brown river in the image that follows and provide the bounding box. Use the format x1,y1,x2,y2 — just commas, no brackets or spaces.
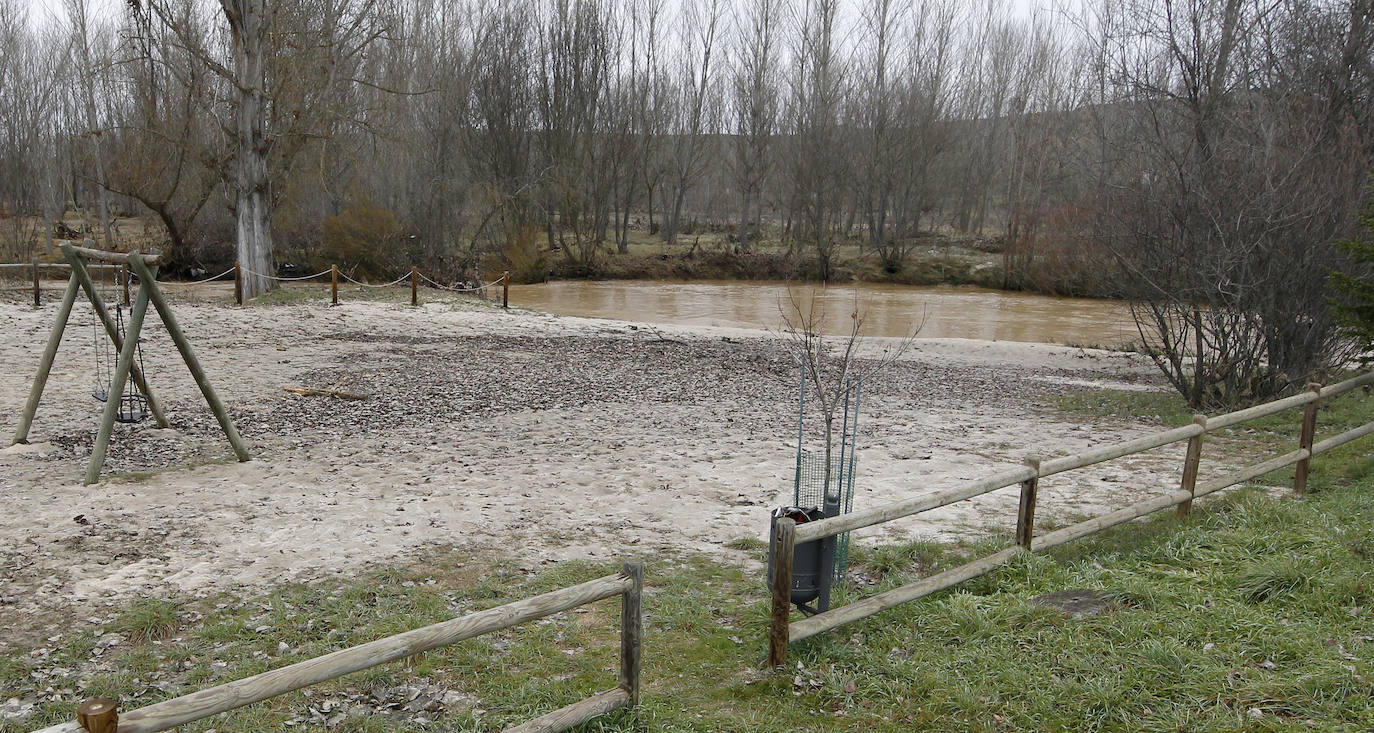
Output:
508,280,1136,345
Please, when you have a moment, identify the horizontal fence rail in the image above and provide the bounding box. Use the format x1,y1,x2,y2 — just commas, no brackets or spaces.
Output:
35,561,643,733
770,371,1374,665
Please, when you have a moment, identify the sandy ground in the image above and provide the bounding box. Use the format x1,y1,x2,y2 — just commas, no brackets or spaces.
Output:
0,286,1186,650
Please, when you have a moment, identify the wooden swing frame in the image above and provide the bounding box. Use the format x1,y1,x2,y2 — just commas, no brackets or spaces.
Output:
12,241,251,484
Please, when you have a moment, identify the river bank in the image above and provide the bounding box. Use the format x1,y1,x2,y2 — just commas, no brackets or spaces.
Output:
0,289,1185,650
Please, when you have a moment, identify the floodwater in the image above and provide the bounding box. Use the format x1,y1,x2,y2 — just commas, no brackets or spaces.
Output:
508,280,1137,346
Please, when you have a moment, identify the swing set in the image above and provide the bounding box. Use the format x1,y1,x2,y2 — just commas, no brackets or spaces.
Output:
12,241,250,484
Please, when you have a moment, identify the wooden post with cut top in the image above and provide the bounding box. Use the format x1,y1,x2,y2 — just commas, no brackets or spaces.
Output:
31,259,40,306
411,267,418,306
1016,456,1041,550
1177,414,1207,516
121,264,131,307
502,271,510,309
331,265,338,306
619,560,643,707
76,696,118,732
1294,383,1322,495
768,517,795,667
234,261,243,305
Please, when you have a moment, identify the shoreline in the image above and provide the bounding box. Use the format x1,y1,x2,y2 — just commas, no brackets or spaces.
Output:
1,294,1171,648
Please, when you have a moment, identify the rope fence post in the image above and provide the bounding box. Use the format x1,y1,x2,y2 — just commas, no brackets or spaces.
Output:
32,259,39,307
76,697,118,733
1294,383,1322,495
619,560,643,707
121,264,131,307
1177,414,1207,516
768,517,795,668
503,271,510,309
1016,455,1041,550
331,265,339,306
234,261,243,305
411,267,418,306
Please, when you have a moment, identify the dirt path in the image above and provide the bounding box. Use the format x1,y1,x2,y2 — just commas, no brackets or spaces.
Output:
1,292,1175,649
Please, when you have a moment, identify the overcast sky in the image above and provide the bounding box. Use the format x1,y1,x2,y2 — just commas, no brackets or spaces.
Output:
27,0,1050,28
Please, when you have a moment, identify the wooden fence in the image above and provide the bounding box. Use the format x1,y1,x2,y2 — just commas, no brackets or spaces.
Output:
34,561,643,733
768,371,1374,665
0,261,510,309
0,262,123,306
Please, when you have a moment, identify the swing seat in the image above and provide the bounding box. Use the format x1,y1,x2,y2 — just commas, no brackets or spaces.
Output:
93,390,109,402
115,409,148,424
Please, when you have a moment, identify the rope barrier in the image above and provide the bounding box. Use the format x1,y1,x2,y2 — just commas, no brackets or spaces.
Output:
129,266,238,286
337,271,413,288
240,267,335,282
5,260,507,302
417,271,502,293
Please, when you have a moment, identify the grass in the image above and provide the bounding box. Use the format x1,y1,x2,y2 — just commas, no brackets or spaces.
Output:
5,390,1374,732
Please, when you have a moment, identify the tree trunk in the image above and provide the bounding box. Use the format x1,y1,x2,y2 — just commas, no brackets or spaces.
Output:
228,0,274,299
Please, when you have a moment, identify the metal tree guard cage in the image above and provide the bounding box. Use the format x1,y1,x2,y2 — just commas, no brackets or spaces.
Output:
792,368,862,584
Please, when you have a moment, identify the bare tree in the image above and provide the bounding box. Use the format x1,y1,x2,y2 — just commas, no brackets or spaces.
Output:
1086,0,1371,406
786,0,849,280
778,287,918,494
728,0,780,252
660,0,723,247
851,0,910,272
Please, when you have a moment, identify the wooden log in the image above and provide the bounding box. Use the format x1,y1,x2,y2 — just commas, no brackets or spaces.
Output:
1207,389,1321,430
234,261,242,305
66,242,160,266
502,687,631,733
86,280,152,484
789,547,1023,643
1016,456,1041,550
768,517,795,667
13,276,85,445
1294,384,1322,495
1177,414,1207,517
32,573,633,733
1035,490,1191,553
411,267,418,306
1193,449,1310,499
75,698,118,733
503,271,510,309
794,465,1036,543
331,265,338,306
61,246,170,428
1038,422,1204,477
1311,421,1374,456
129,256,251,464
619,560,643,708
1318,370,1374,400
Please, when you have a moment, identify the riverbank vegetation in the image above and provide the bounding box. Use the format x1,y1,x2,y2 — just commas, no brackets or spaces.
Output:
5,388,1373,732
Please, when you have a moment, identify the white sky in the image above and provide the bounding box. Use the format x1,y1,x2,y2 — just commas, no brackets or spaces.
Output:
27,0,1047,27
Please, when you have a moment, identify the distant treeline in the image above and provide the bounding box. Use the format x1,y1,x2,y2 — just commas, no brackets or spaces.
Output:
2,0,1373,402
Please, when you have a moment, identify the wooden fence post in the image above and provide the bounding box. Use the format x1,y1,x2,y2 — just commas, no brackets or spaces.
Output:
411,267,418,306
502,271,510,309
1016,456,1041,550
768,517,795,668
122,264,131,307
234,261,243,305
76,697,118,733
619,560,643,708
331,265,339,306
1177,414,1208,516
31,259,39,307
1294,384,1322,495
